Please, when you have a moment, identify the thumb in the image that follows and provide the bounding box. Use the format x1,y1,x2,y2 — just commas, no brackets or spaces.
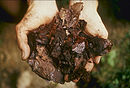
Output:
16,25,30,60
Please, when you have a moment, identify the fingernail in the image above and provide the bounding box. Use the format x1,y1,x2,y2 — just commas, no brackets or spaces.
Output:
22,51,26,60
73,78,80,83
85,59,94,72
94,56,101,64
22,45,30,60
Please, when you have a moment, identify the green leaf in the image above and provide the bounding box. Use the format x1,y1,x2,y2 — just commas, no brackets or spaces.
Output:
107,50,117,67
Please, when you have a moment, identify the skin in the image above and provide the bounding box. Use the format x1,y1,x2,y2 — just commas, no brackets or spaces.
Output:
16,1,58,60
70,0,108,72
16,0,108,79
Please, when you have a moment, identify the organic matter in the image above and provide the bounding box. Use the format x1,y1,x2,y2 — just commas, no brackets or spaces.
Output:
27,2,112,84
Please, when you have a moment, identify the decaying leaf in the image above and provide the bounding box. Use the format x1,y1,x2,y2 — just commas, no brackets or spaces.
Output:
27,2,112,83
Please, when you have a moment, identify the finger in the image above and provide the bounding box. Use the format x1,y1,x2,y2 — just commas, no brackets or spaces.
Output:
72,78,80,83
16,25,30,60
85,58,94,72
93,56,101,64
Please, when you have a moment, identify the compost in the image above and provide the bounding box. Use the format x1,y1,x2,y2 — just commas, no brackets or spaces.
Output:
27,3,112,83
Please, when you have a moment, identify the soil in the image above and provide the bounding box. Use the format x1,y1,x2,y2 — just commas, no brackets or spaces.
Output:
27,2,112,84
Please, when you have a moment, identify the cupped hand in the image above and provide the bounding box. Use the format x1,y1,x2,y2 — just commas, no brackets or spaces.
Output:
16,0,108,81
70,0,108,72
16,1,58,60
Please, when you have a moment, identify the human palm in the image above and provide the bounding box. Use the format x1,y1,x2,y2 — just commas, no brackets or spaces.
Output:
16,0,108,77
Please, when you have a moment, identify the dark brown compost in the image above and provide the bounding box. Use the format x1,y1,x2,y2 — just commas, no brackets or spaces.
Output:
27,3,112,84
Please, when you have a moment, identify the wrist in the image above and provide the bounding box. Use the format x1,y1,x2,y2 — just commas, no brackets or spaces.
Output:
25,1,58,26
27,1,58,18
70,0,98,11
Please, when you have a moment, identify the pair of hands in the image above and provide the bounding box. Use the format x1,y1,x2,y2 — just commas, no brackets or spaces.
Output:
16,0,108,72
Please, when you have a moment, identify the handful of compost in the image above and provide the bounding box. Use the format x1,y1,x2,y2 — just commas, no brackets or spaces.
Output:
27,3,112,84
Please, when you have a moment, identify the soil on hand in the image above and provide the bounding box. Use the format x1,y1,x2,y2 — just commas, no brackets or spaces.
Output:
27,2,112,84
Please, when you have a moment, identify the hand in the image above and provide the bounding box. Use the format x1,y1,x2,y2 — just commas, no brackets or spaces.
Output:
70,0,108,72
16,1,58,60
